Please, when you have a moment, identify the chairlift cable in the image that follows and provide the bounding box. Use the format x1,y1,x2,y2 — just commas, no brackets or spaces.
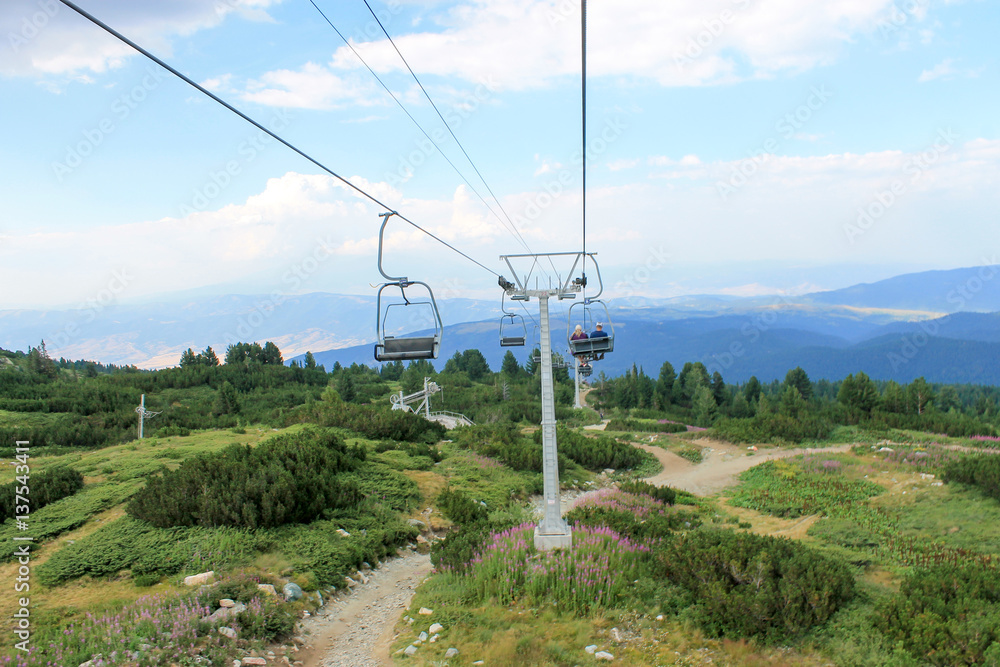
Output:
307,0,534,258
360,0,538,258
581,0,588,301
57,0,500,279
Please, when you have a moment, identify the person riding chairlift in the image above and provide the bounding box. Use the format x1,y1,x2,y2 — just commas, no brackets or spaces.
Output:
589,322,608,360
570,325,590,367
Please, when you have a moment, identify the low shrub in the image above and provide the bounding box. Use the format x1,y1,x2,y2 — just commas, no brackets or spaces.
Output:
618,479,676,505
537,426,647,471
943,455,1000,501
661,528,855,642
0,465,83,518
876,564,1000,666
127,427,365,529
437,487,488,525
606,418,687,433
712,414,835,444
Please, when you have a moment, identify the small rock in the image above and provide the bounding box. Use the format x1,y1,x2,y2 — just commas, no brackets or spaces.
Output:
257,584,278,596
362,562,372,570
283,583,303,601
184,571,214,586
595,651,615,661
585,645,598,654
220,599,237,608
430,635,437,643
336,529,350,538
404,645,418,656
242,659,267,666
473,661,485,665
219,627,238,640
429,623,444,634
418,607,433,615
445,648,459,658
655,615,664,621
416,534,428,544
419,631,428,642
357,572,369,585
345,577,358,588
408,519,426,529
610,627,623,642
233,661,242,667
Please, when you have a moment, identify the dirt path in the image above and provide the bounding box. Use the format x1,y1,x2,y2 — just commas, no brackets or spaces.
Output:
640,438,853,495
300,551,432,667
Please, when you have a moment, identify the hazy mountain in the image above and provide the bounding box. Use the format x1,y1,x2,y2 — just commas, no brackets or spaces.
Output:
802,265,1000,312
4,264,1000,384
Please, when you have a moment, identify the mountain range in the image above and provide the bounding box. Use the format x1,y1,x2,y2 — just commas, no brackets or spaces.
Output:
3,264,1000,385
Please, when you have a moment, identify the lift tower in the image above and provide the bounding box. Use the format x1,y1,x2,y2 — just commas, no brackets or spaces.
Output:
499,252,591,550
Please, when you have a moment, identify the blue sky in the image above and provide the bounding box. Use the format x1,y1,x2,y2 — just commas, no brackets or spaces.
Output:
1,0,998,311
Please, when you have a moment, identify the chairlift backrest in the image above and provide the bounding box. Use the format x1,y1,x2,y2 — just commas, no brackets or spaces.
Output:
373,212,444,362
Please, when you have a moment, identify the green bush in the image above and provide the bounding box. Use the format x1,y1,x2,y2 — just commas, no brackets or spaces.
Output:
943,455,1000,501
606,418,687,433
0,465,83,518
661,528,855,642
876,564,1000,666
537,426,647,471
437,487,488,525
712,414,835,444
618,479,676,506
127,427,365,529
307,400,446,443
454,423,542,472
37,516,268,586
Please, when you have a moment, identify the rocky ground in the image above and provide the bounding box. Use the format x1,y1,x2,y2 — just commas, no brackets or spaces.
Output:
294,550,433,667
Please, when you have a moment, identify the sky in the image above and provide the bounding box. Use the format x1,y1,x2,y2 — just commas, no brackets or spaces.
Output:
1,0,998,312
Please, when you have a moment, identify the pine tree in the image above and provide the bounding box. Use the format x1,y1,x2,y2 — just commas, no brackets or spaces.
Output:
784,367,813,401
655,361,676,409
179,348,198,368
501,350,521,377
304,351,317,369
200,346,220,366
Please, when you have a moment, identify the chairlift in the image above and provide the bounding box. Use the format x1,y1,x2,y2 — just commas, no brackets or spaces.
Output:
373,212,443,362
499,292,526,347
567,259,615,359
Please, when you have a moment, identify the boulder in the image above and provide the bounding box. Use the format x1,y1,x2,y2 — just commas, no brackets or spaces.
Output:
418,607,433,615
242,659,267,666
283,583,303,601
220,599,237,608
418,631,428,642
207,603,246,623
257,584,278,597
184,571,215,586
429,623,443,634
219,627,238,640
336,529,350,538
585,645,597,654
445,648,459,658
595,651,614,661
404,645,417,656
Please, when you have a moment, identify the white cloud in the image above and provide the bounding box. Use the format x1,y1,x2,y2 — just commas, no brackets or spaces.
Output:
918,58,956,82
321,0,904,90
239,62,383,110
0,0,279,78
917,58,980,83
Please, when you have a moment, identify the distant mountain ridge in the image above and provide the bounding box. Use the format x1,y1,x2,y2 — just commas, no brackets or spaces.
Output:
3,264,1000,384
